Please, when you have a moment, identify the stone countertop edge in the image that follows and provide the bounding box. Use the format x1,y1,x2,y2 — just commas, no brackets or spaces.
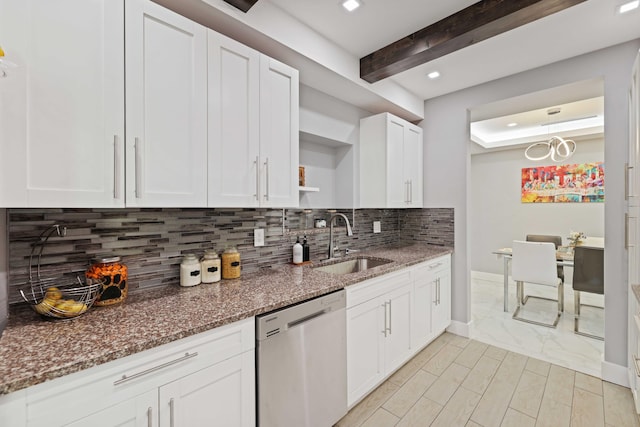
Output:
0,243,452,395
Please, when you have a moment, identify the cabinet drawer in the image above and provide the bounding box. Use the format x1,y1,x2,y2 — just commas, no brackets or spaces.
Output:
347,269,411,308
26,317,254,427
413,255,450,278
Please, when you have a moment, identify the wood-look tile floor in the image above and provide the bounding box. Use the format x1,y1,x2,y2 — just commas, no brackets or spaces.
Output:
336,333,640,427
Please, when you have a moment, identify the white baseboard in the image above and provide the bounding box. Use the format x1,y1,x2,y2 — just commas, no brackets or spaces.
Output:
602,359,629,387
447,319,472,338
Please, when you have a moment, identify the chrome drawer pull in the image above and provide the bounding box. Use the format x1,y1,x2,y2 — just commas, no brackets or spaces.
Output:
170,397,175,427
147,407,153,427
634,355,640,377
113,352,198,386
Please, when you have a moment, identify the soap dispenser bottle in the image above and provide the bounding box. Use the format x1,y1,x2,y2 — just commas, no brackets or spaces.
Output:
293,236,303,265
302,235,310,262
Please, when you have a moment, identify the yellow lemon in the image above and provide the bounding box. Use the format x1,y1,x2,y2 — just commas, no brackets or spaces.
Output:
34,297,57,315
45,287,63,300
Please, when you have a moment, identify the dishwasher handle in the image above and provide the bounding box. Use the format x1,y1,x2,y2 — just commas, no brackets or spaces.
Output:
287,309,329,328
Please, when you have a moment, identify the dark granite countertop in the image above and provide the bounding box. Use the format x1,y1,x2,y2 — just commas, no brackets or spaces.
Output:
0,244,452,395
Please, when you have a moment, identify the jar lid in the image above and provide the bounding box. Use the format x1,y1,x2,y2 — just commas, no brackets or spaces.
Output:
203,249,219,258
223,247,238,254
93,255,121,264
182,253,198,260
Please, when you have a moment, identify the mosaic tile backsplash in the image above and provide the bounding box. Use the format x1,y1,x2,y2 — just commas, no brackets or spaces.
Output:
6,208,453,304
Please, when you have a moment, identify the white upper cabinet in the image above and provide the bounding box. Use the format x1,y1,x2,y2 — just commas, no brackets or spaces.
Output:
0,0,125,207
208,32,299,208
360,112,423,208
208,32,261,207
259,56,299,207
125,0,208,207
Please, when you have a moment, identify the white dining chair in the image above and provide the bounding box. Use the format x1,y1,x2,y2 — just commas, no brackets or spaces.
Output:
511,240,564,327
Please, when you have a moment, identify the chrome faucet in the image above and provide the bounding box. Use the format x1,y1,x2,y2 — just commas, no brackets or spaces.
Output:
328,213,353,259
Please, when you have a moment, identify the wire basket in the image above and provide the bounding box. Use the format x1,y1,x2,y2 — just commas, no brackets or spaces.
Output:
19,224,102,319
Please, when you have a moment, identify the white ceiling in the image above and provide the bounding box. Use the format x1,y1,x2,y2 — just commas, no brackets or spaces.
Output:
264,0,640,101
158,0,640,135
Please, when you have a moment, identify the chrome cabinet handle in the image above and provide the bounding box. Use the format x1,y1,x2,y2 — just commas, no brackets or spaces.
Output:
169,398,175,427
264,157,270,201
113,352,198,386
634,355,640,377
428,262,443,270
147,407,153,427
254,156,259,200
389,300,392,335
409,180,413,204
381,302,388,337
113,135,121,200
626,213,630,250
134,137,142,199
626,162,630,200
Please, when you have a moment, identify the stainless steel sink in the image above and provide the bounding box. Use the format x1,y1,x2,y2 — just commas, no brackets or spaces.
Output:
314,257,393,275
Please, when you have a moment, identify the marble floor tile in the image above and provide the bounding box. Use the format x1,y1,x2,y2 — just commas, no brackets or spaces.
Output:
471,274,604,378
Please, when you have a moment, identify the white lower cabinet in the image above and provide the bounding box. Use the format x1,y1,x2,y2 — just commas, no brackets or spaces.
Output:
23,318,254,427
413,255,452,348
347,255,451,407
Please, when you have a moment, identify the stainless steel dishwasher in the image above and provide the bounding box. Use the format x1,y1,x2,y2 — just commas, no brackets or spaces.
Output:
256,289,347,427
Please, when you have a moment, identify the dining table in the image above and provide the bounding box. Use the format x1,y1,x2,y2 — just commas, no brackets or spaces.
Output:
492,237,604,312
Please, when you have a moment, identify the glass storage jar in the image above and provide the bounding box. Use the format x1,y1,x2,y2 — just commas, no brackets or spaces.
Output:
85,256,128,306
200,250,221,283
180,254,201,287
221,248,241,279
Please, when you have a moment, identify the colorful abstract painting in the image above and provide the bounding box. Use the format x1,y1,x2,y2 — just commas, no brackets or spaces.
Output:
521,162,604,203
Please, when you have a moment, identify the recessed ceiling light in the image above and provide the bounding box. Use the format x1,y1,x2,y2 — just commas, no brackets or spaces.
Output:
619,0,639,13
342,0,361,12
507,122,518,127
427,71,440,79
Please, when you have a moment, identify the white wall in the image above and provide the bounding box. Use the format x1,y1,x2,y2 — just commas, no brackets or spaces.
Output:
470,137,604,275
423,39,640,372
299,84,372,209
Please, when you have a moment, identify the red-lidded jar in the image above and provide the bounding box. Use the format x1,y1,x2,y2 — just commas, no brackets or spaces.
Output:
86,256,128,306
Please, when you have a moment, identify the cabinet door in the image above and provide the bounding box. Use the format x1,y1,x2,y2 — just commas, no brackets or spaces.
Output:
259,56,299,207
387,116,407,208
158,350,255,427
432,270,452,334
208,31,260,207
405,125,423,207
384,282,413,373
125,0,207,207
346,298,385,407
66,390,157,427
412,268,434,349
0,0,124,207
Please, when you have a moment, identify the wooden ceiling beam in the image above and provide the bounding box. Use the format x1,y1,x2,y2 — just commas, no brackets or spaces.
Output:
223,0,259,13
360,0,587,83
